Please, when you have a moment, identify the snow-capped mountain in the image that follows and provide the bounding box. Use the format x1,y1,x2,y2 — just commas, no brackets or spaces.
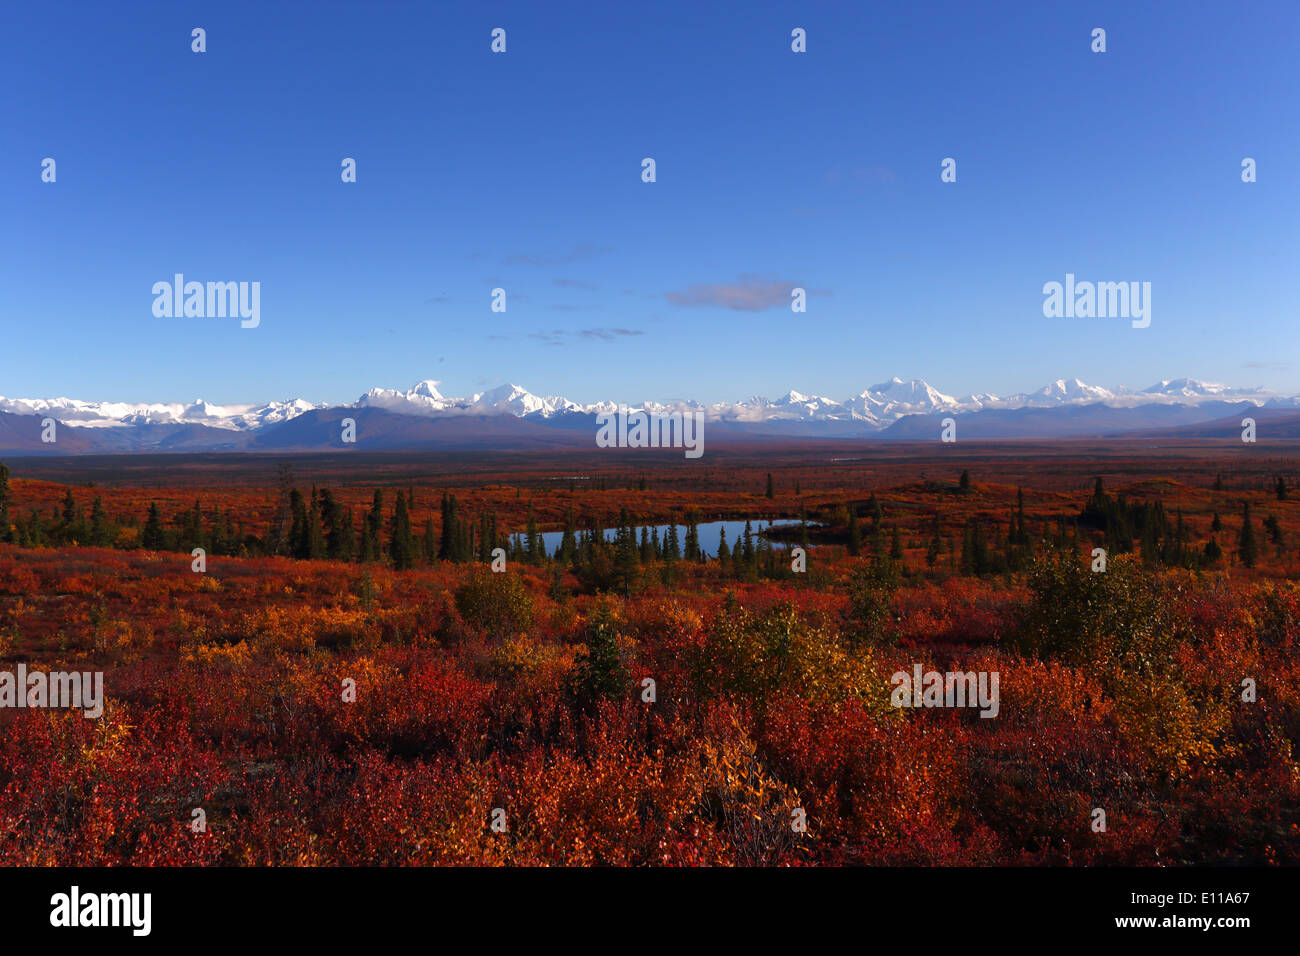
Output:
1025,378,1116,405
1140,378,1262,399
0,377,1294,453
0,395,322,430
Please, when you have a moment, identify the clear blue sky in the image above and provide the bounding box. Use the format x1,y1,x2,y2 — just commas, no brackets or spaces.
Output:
2,0,1297,406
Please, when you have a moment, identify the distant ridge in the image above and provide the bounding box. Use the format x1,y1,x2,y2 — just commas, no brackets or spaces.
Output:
1,377,1296,453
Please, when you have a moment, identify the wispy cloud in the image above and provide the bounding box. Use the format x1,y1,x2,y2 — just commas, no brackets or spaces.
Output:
665,275,828,311
1244,360,1291,371
504,243,612,266
529,327,644,346
553,278,599,291
580,327,642,340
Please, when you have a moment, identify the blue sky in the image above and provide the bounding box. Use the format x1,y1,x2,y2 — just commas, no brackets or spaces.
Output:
2,0,1297,406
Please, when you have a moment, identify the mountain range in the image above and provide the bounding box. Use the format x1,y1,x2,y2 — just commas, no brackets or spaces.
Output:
1,377,1297,454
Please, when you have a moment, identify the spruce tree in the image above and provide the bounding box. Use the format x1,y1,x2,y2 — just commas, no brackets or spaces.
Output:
926,512,942,566
666,523,681,562
338,507,356,562
288,490,309,558
142,501,167,551
366,490,385,562
307,491,325,559
574,605,628,702
320,489,345,559
559,510,577,564
525,509,541,563
390,490,417,570
0,462,10,543
89,497,109,547
684,513,699,561
61,488,78,531
1238,501,1258,568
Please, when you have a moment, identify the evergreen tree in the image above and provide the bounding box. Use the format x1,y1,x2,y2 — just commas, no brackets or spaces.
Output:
306,490,325,560
268,462,296,555
890,525,904,561
0,462,10,543
867,493,883,528
320,489,347,560
1238,501,1258,568
926,512,942,566
666,523,681,562
142,501,167,551
288,490,309,558
959,470,972,494
525,509,541,563
765,473,774,499
438,492,458,560
390,490,417,570
337,507,357,562
61,488,78,530
89,496,109,547
23,509,44,547
574,605,628,702
558,510,577,564
359,491,384,563
613,509,638,594
683,512,699,562
1263,514,1283,553
1277,476,1288,501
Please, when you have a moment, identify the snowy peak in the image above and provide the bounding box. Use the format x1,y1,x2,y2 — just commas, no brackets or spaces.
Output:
470,383,551,415
1141,378,1252,398
0,376,1289,436
409,379,445,400
1028,378,1115,404
863,377,957,409
0,395,327,430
